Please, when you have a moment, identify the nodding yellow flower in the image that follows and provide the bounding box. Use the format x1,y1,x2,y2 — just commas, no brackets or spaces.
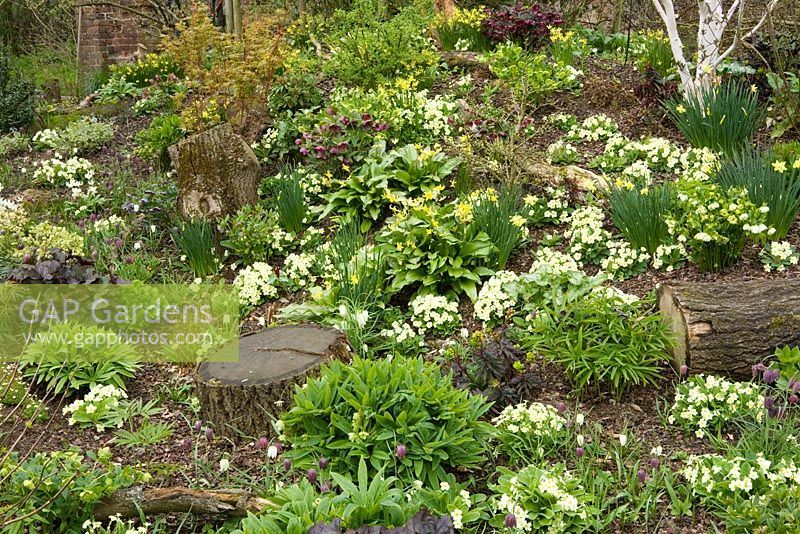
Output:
342,164,350,171
455,202,473,224
405,240,416,250
675,104,686,114
773,160,788,174
509,214,526,228
701,63,713,74
793,159,800,170
396,242,404,252
750,84,758,94
640,187,649,195
325,170,333,178
349,274,359,284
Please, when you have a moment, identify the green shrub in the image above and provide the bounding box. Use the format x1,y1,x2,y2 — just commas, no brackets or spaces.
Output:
293,86,458,166
0,131,30,158
323,8,440,89
0,447,149,533
282,355,493,488
32,116,115,154
515,292,670,398
220,203,297,264
0,49,35,132
716,148,800,240
664,82,764,157
319,143,460,227
134,113,185,171
486,42,582,105
605,180,672,254
268,52,323,113
19,322,140,395
377,198,495,300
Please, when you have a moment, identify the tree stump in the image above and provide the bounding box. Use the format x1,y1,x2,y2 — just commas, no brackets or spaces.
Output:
195,325,349,438
657,279,800,378
168,123,261,220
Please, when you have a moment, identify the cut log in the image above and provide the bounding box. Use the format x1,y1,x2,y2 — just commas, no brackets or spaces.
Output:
168,123,261,220
195,325,350,438
657,279,800,378
526,162,608,192
93,486,272,519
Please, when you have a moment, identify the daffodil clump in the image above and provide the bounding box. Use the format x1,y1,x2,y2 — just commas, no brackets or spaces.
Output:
434,6,489,52
667,178,772,271
235,262,279,306
492,402,567,462
491,464,594,533
669,375,765,438
760,240,799,272
63,384,129,432
548,26,589,66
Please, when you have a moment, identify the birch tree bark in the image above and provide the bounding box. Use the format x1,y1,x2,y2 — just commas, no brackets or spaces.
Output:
651,0,781,95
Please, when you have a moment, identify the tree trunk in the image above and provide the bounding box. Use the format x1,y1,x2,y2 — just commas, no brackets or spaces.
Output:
168,123,261,220
195,325,350,439
94,486,272,519
657,279,800,378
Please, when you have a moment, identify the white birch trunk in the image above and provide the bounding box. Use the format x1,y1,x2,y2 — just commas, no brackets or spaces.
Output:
651,0,780,96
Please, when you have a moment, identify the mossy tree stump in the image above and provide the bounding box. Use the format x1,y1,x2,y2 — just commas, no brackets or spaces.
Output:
195,325,349,439
658,279,800,378
168,123,260,220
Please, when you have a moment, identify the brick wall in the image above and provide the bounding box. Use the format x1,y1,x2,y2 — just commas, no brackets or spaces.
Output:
77,0,162,72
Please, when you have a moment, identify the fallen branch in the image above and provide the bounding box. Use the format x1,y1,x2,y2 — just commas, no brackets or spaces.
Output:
93,486,274,519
